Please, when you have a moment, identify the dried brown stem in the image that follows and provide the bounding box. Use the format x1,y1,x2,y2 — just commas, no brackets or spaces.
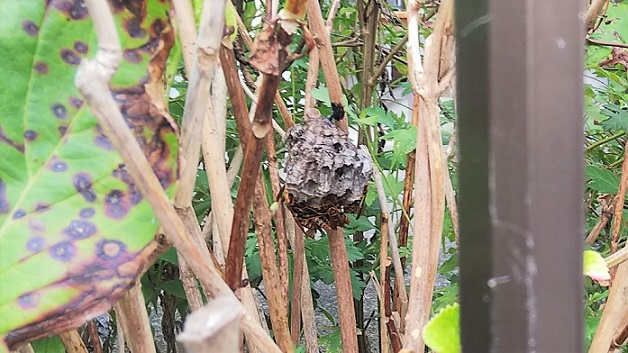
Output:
174,0,226,207
369,33,409,87
307,0,347,131
226,136,265,290
173,0,224,310
372,161,408,320
252,178,294,353
328,228,359,353
586,0,610,32
589,262,628,353
225,20,292,290
379,224,391,353
382,264,402,352
289,215,305,345
87,320,103,353
264,135,290,310
58,330,88,353
606,246,628,268
612,314,628,349
177,296,243,352
586,195,614,245
443,136,459,245
398,97,419,269
402,0,453,350
586,38,628,49
285,213,320,353
326,0,341,31
114,284,156,353
610,139,628,256
304,46,320,111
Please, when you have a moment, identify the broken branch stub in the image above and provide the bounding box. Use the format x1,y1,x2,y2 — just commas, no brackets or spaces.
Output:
284,109,372,232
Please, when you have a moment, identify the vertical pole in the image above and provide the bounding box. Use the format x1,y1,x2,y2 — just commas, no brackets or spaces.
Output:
456,1,585,352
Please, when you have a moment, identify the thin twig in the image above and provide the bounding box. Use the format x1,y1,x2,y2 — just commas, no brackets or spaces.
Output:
606,245,628,268
326,0,341,31
369,33,409,86
252,178,294,353
87,320,104,353
371,157,408,319
114,284,156,353
285,213,320,353
610,139,628,256
443,136,459,244
587,37,628,49
304,46,320,111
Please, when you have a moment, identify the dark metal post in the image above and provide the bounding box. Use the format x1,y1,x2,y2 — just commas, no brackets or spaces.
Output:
456,1,584,352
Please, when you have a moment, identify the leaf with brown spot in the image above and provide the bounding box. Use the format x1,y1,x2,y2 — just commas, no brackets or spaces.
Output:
0,1,178,351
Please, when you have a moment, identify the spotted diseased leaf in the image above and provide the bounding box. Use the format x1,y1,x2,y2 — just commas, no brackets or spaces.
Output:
0,1,178,351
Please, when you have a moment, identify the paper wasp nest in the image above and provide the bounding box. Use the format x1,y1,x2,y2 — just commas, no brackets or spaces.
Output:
283,109,372,231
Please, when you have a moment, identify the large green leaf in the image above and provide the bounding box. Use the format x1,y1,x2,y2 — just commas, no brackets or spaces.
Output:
0,1,178,351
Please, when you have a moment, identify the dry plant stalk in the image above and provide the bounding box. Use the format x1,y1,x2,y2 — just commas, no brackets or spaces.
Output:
225,5,307,290
587,195,614,245
219,19,301,353
328,229,359,353
368,148,409,313
398,98,419,266
172,4,265,351
252,178,294,353
114,284,155,353
170,0,227,313
285,213,320,353
403,0,455,351
174,0,226,207
378,227,391,353
606,246,628,268
610,140,628,256
177,296,243,353
589,262,628,353
307,0,347,130
87,320,104,353
58,330,88,353
372,163,408,334
75,2,281,352
586,0,610,32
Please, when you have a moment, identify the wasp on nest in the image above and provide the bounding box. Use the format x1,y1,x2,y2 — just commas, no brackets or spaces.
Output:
282,108,373,235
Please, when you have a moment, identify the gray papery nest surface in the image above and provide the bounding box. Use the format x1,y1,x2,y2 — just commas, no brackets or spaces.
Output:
284,109,373,212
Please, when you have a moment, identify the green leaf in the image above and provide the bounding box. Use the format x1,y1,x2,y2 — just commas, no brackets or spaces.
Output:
423,303,461,353
319,326,343,353
161,279,187,300
583,250,611,283
31,335,64,353
586,164,620,193
0,1,178,349
310,87,331,107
